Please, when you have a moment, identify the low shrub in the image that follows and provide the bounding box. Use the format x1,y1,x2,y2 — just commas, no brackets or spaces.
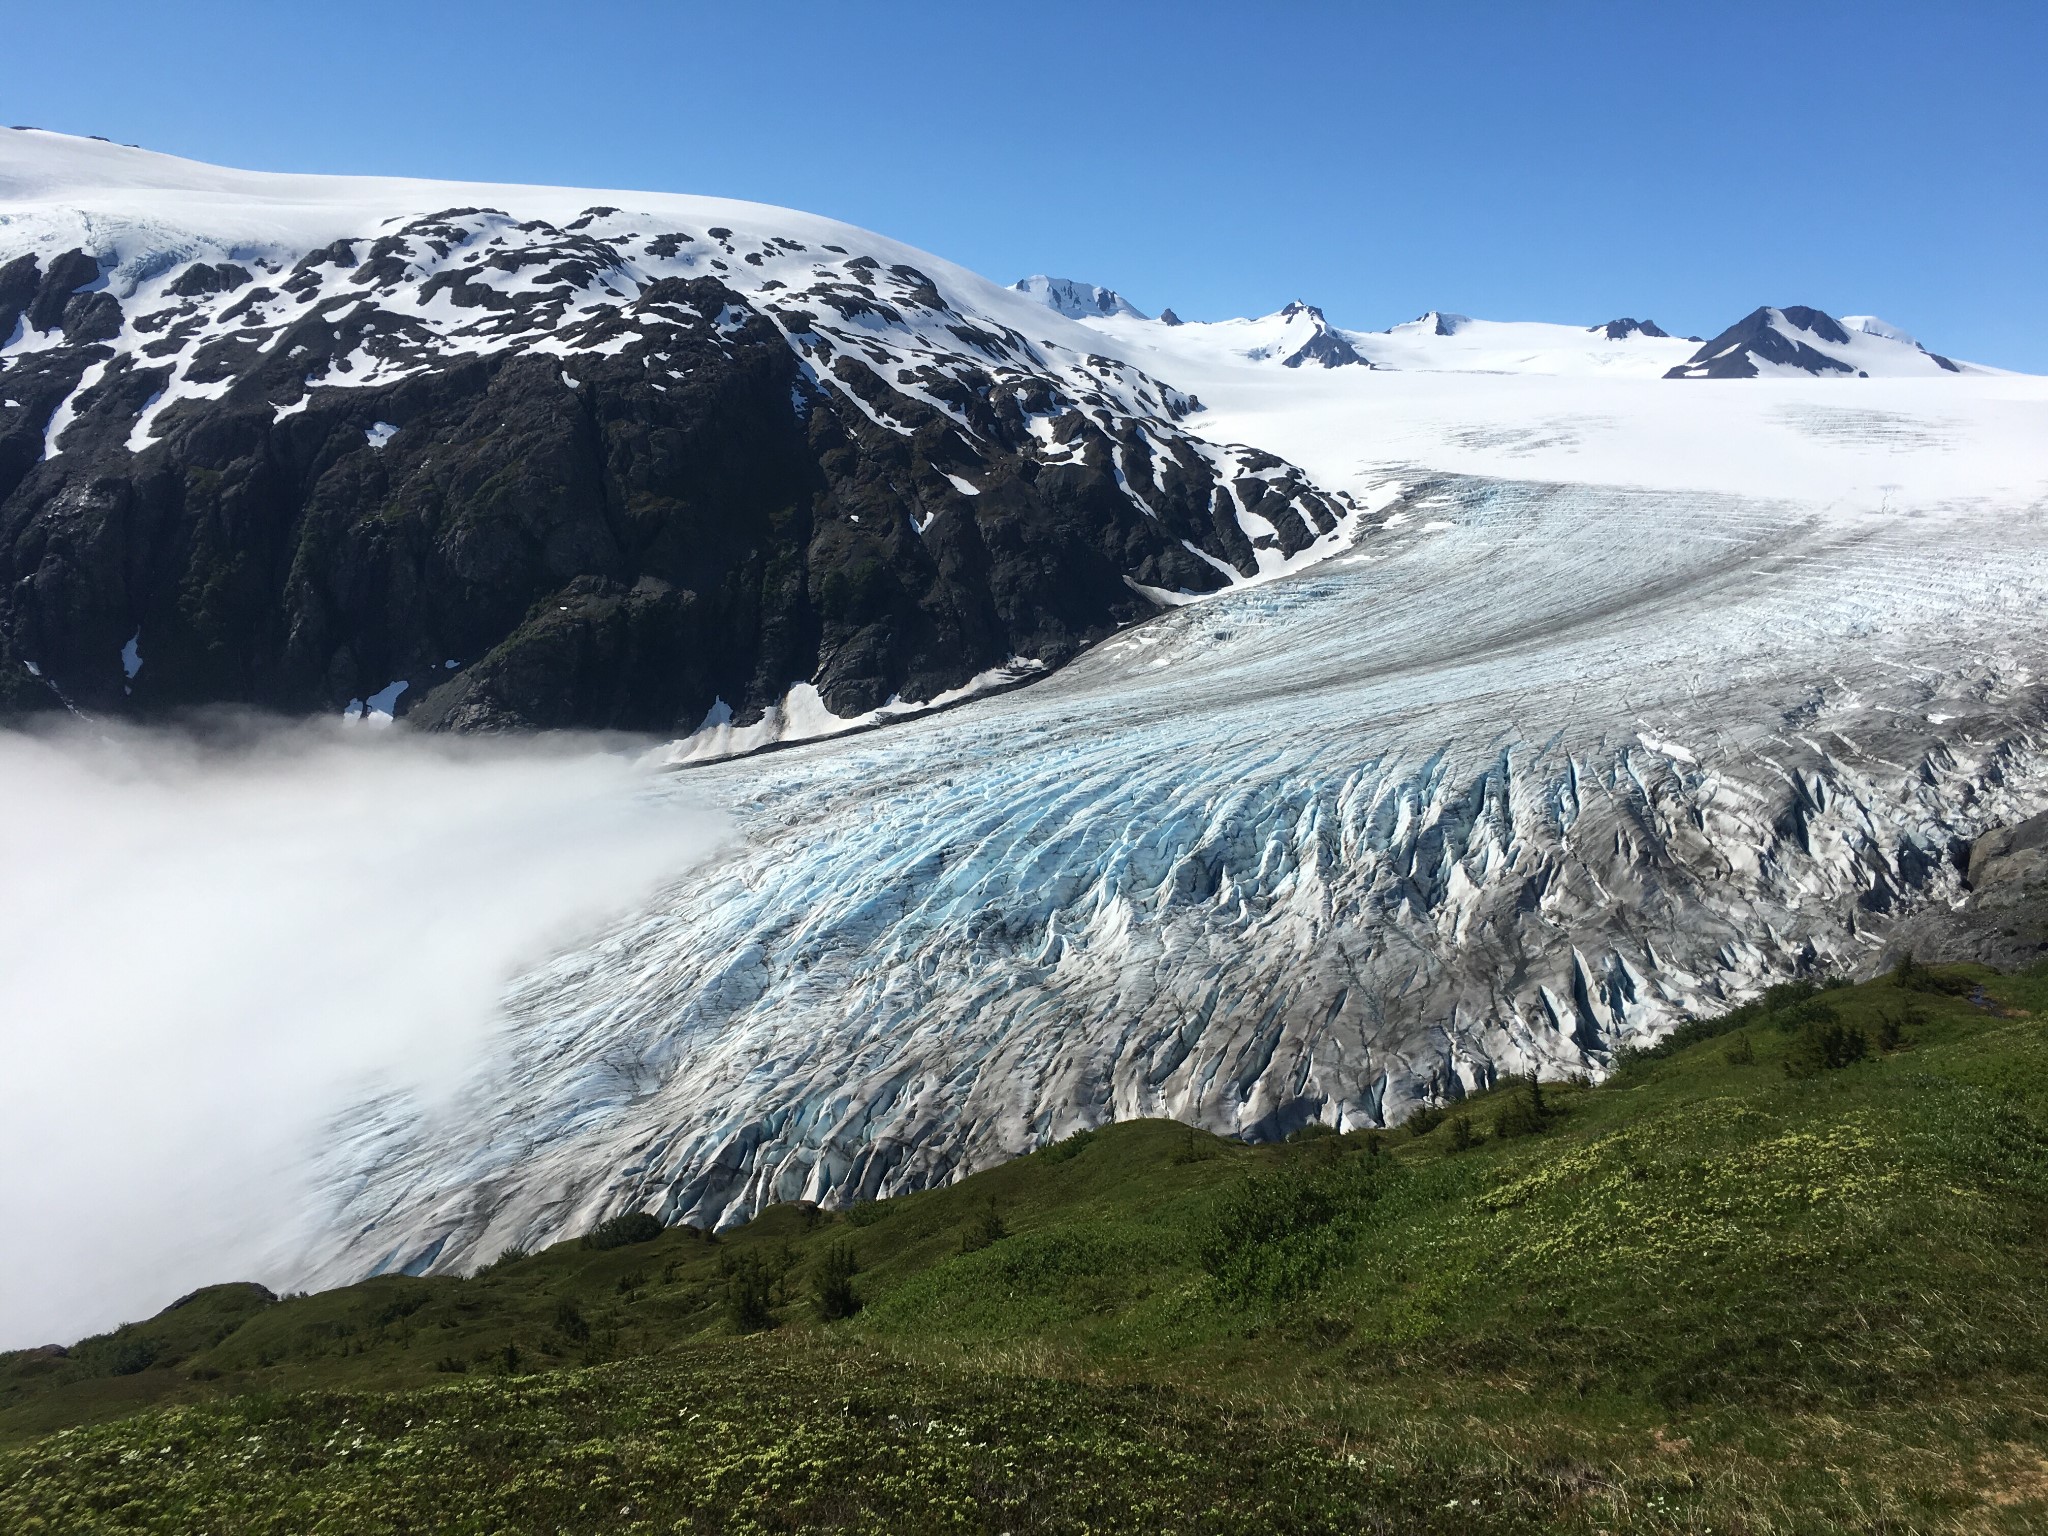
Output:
1041,1128,1099,1163
725,1255,775,1333
1492,1076,1550,1139
1893,952,1974,997
813,1241,861,1321
551,1299,590,1344
958,1204,1009,1255
1402,1106,1446,1138
1619,975,1845,1070
1200,1156,1391,1305
581,1212,665,1251
1784,1017,1870,1078
474,1246,529,1275
1876,1002,1923,1051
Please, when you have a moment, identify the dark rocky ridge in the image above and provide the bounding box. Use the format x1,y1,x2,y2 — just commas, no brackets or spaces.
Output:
0,215,1352,735
1591,317,1669,340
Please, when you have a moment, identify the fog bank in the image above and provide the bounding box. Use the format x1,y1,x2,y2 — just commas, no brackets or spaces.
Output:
0,718,726,1349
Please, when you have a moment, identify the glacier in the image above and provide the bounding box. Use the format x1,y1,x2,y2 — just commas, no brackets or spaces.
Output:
313,465,2048,1284
3,129,2044,1298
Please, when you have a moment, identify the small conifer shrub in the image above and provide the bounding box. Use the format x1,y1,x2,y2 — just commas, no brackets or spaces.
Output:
582,1212,665,1251
724,1254,775,1333
813,1241,861,1320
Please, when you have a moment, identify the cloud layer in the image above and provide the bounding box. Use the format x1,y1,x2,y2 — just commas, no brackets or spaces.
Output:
0,718,725,1348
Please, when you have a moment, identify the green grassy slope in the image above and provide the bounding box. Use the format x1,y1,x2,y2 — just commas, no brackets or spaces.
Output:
7,960,2048,1532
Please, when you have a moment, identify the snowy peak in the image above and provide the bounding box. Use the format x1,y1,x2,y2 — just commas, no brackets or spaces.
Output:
1666,304,1965,379
1011,274,1148,321
1254,301,1369,368
1389,310,1472,338
1590,317,1669,340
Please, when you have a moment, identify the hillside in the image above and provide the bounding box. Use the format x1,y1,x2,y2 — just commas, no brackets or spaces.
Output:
7,959,2048,1532
0,129,1351,739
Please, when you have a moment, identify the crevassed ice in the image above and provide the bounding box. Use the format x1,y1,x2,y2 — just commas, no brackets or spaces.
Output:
304,471,2048,1286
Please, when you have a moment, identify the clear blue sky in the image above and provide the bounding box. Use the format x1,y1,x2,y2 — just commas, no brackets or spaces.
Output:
11,1,2045,369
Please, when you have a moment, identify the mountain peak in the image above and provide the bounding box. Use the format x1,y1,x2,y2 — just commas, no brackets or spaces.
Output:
1666,304,1962,379
1246,301,1368,368
1010,275,1147,321
1414,310,1471,337
1591,317,1670,340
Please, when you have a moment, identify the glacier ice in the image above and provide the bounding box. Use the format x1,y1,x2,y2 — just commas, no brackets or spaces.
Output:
306,470,2048,1285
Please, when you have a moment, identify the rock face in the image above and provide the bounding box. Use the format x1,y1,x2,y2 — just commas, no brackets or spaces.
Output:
1232,302,1370,369
1882,812,2048,970
0,211,1349,733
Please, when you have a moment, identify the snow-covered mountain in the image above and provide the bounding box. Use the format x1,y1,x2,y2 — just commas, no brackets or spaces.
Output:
1664,304,1972,378
1035,296,1699,380
1009,287,1990,382
0,131,1353,739
5,132,2048,1298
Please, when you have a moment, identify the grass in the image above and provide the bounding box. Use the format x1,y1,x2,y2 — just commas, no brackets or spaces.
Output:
6,960,2048,1531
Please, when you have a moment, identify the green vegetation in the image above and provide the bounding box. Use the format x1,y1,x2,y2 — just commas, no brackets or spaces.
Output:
8,960,2048,1531
582,1212,667,1252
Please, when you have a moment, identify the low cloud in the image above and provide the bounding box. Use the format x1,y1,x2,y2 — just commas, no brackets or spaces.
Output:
0,716,726,1349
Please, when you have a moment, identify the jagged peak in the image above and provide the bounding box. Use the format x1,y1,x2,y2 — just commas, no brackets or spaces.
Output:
1590,317,1670,340
1241,300,1369,368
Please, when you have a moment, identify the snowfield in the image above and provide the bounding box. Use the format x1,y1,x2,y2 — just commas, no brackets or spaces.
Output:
4,132,2047,1288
